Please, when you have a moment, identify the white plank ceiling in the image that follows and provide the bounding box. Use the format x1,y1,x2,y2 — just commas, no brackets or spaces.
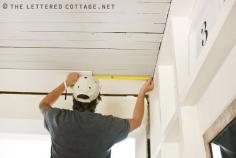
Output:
0,0,171,76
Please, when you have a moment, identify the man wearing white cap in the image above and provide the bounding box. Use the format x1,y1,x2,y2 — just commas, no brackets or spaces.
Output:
39,72,154,158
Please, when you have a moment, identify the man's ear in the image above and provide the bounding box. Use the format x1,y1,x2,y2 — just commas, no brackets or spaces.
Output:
98,93,102,101
96,94,102,104
72,95,77,101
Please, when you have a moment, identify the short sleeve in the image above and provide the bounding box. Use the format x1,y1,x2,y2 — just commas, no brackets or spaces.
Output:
104,116,130,147
44,107,61,135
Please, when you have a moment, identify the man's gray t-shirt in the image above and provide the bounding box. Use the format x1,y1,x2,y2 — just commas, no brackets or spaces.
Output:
44,107,130,158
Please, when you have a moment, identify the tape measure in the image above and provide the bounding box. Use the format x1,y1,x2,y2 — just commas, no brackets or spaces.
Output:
95,75,150,80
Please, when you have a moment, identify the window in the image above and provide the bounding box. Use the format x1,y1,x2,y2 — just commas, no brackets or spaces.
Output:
0,134,50,158
112,138,135,158
211,143,222,158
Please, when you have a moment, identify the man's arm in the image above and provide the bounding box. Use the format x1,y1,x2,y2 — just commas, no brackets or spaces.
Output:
128,79,154,132
39,72,79,114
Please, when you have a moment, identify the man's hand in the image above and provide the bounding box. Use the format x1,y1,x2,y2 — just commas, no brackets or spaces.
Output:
140,78,154,94
65,72,80,87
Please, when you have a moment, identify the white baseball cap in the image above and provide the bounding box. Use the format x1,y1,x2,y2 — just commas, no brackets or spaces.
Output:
73,76,100,103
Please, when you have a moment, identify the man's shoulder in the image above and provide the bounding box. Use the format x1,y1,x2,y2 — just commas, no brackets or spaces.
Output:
91,112,114,120
91,113,128,125
46,107,65,113
45,107,74,118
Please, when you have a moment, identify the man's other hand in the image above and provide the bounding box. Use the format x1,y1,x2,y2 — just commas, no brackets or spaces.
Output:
66,72,80,87
140,78,154,94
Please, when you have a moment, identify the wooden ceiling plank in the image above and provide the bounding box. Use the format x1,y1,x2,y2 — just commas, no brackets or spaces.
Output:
137,0,171,2
0,31,163,42
0,48,157,56
0,54,156,64
0,38,160,49
0,23,165,33
0,13,167,23
0,3,170,23
0,61,155,76
0,1,169,13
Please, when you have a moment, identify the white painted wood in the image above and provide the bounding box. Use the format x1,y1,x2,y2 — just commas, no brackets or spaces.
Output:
146,0,236,158
161,143,179,158
99,79,145,94
0,32,163,42
0,1,169,14
0,95,45,120
0,1,169,26
0,0,170,77
189,0,223,74
0,62,155,75
171,17,190,100
0,12,168,24
0,31,162,50
0,69,92,93
157,21,175,65
183,0,236,104
0,23,165,33
138,0,170,1
0,39,160,50
0,49,157,75
149,64,180,158
195,45,236,158
0,48,156,54
149,73,162,158
0,69,145,94
179,107,205,158
158,66,177,134
197,44,236,133
153,143,179,158
163,117,179,142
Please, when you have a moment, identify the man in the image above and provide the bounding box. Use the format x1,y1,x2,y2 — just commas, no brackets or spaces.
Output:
39,72,154,158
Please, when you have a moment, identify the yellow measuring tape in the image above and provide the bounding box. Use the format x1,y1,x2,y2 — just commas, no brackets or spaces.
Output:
95,75,150,80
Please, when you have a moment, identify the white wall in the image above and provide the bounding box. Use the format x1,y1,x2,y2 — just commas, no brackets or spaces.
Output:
149,0,236,158
179,106,205,158
161,143,179,158
197,45,236,134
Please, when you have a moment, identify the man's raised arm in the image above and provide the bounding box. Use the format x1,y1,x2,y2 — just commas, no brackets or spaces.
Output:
128,79,154,132
39,72,79,114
